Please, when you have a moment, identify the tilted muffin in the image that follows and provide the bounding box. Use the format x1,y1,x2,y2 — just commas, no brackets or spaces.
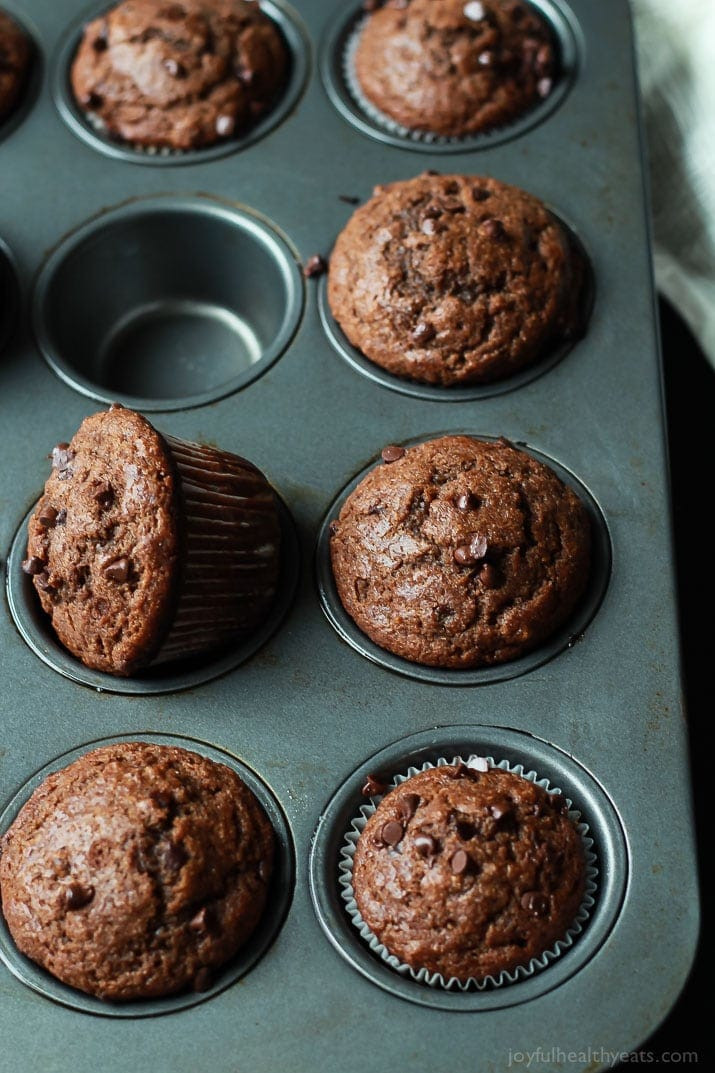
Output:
329,435,590,668
0,9,32,124
70,0,288,151
0,742,274,1000
328,173,588,386
352,763,586,981
354,0,556,138
24,405,280,676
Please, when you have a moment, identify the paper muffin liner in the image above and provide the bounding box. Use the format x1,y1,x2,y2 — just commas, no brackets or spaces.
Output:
342,16,554,148
339,753,598,991
152,434,281,665
83,110,225,157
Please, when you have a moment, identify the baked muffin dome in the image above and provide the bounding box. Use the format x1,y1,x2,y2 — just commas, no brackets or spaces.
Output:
352,763,586,981
24,405,280,677
328,173,587,386
70,0,288,151
354,0,556,138
0,9,32,124
0,742,274,1001
329,435,590,668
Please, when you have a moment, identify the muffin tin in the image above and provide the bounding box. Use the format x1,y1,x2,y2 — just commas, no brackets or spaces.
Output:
0,1,699,1071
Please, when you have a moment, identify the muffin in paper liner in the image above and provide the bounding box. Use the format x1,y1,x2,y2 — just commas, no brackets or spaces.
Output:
338,754,597,991
24,406,280,676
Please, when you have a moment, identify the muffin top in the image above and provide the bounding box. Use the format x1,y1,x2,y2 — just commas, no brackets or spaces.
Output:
329,435,591,668
327,173,587,386
353,763,586,981
70,0,288,151
354,0,556,138
0,742,274,1001
25,406,180,676
0,9,32,122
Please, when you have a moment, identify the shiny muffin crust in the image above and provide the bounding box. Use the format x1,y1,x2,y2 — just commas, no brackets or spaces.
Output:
328,173,588,386
329,436,591,668
353,763,586,981
0,742,274,1001
70,0,288,150
355,0,556,138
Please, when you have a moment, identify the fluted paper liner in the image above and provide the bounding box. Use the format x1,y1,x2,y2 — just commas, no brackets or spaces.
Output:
339,754,597,991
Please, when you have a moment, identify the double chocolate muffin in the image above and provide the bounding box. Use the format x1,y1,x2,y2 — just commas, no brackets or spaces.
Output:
329,435,591,668
0,742,274,1001
354,0,556,138
24,405,281,677
352,763,586,981
328,173,588,386
0,9,32,124
70,0,288,151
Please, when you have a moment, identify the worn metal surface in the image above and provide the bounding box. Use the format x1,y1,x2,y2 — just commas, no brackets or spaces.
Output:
0,1,699,1071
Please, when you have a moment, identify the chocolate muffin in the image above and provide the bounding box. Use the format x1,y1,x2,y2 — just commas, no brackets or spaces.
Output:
0,742,274,1001
354,0,556,138
0,9,32,124
24,405,281,676
70,0,288,151
352,763,586,981
329,435,590,668
328,173,587,386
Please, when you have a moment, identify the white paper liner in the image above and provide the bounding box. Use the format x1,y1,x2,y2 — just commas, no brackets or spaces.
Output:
343,14,556,148
83,110,202,157
339,753,598,991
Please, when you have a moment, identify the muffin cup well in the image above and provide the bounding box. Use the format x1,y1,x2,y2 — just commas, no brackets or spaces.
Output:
0,237,20,354
339,753,597,991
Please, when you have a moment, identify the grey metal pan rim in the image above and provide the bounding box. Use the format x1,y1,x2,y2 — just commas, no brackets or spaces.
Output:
31,195,305,412
316,433,611,686
51,0,310,166
0,238,20,354
0,732,295,1018
5,495,300,696
319,0,581,154
309,725,627,1012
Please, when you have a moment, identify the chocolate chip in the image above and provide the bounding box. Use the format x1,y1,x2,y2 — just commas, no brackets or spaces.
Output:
463,1,485,21
35,572,54,593
328,520,338,536
412,322,436,344
92,33,108,52
104,558,129,583
55,509,67,525
215,114,235,138
189,907,216,933
303,254,327,278
51,444,75,475
37,505,59,528
537,77,553,98
193,968,212,992
478,50,495,66
380,820,404,847
150,790,172,810
381,445,405,464
93,484,114,509
65,882,94,910
549,793,568,813
439,196,465,214
83,92,103,110
397,793,420,822
448,762,470,778
164,58,186,77
414,834,438,857
481,218,506,241
236,66,256,85
157,841,187,871
490,798,513,821
467,756,489,773
521,891,549,916
478,562,499,588
450,849,471,875
455,492,477,511
456,819,477,840
362,773,388,797
472,186,490,201
21,557,44,576
421,217,438,236
354,577,369,600
454,534,488,566
339,194,361,205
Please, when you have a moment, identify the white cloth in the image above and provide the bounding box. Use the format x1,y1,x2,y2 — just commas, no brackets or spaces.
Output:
632,0,715,363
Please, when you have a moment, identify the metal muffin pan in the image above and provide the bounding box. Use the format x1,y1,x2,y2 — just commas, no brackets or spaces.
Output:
0,1,698,1072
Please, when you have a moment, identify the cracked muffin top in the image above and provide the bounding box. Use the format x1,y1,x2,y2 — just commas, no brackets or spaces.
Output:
70,0,288,150
0,742,274,1000
327,173,588,386
353,763,586,981
354,0,557,138
329,435,591,668
0,9,32,123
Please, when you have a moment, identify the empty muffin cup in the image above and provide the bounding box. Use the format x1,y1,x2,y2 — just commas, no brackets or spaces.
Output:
0,236,19,353
32,196,304,410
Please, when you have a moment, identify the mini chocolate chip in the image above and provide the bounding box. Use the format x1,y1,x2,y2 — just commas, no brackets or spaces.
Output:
381,445,405,464
463,0,485,19
215,114,235,138
150,790,172,810
470,533,488,559
478,562,499,588
472,186,490,201
157,841,187,871
104,558,129,583
421,217,437,236
339,195,361,205
397,793,420,822
92,33,108,52
481,218,506,241
65,882,94,910
380,820,404,847
55,509,67,525
236,66,255,85
51,444,74,470
354,577,369,600
362,773,388,797
455,492,477,511
454,535,487,566
537,77,553,98
189,907,216,933
22,557,44,576
412,322,436,344
521,891,549,916
490,798,513,821
164,58,186,77
549,793,568,812
450,849,470,875
467,756,489,773
35,572,54,593
93,484,114,508
414,834,438,857
424,169,440,176
37,505,59,528
84,92,103,110
439,196,465,214
456,819,477,840
329,520,338,536
449,762,470,778
454,545,474,565
478,50,495,66
303,254,327,278
193,968,212,992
